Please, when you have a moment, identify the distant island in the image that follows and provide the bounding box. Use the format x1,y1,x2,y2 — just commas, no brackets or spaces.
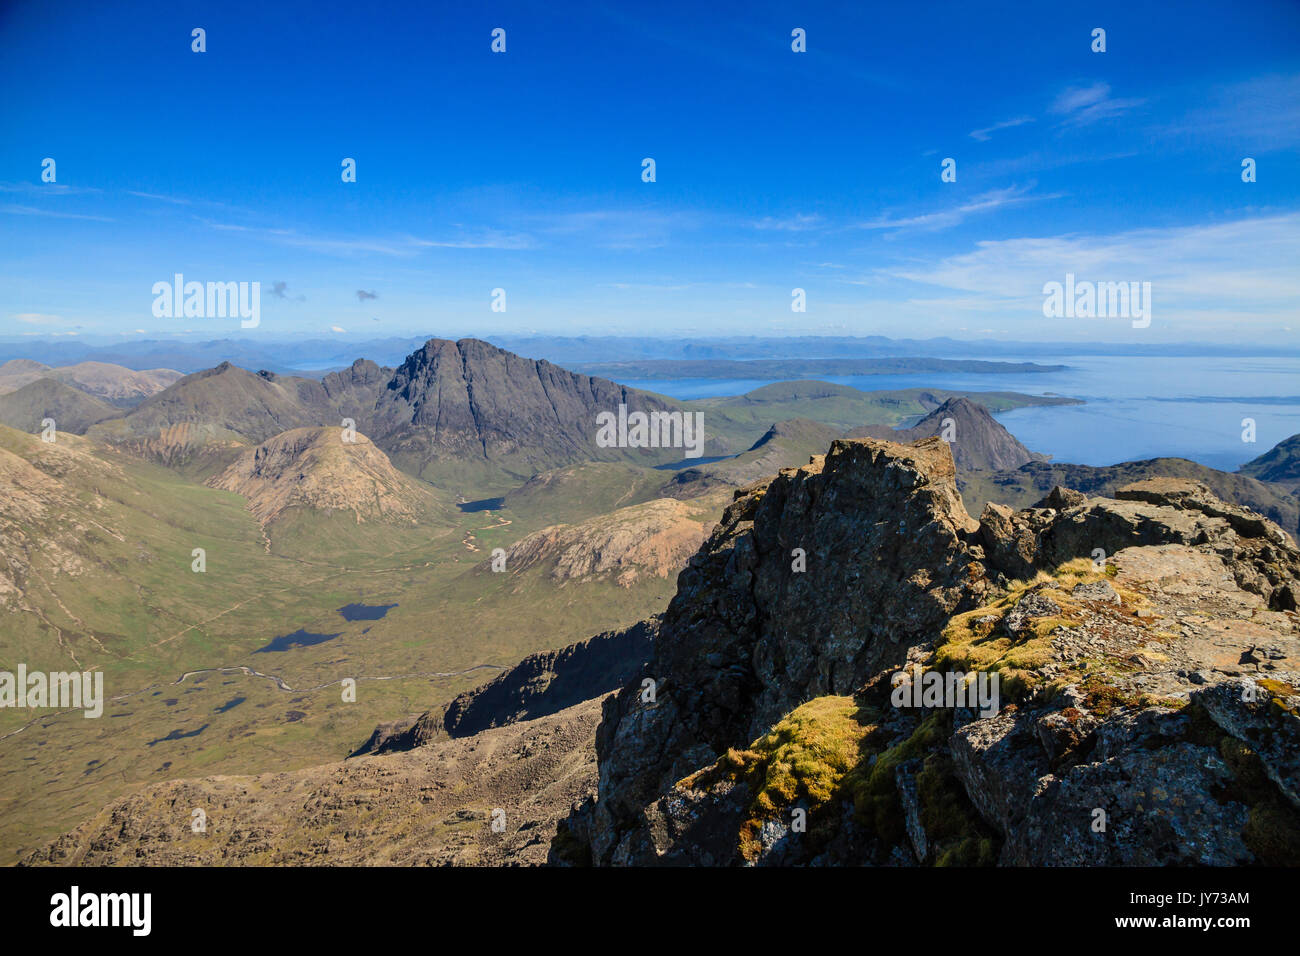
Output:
572,357,1067,380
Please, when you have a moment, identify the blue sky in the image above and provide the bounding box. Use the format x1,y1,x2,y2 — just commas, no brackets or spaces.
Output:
1,0,1298,345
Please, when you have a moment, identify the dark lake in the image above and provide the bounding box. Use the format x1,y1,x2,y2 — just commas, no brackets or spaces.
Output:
254,629,341,653
458,497,505,512
148,723,210,746
338,602,397,621
652,455,732,471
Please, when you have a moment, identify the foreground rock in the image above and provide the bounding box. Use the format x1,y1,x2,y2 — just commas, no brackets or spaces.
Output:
558,439,1300,866
24,698,603,867
28,436,1300,867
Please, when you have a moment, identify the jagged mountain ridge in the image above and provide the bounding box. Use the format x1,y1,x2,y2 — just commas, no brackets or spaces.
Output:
355,618,659,754
87,338,695,489
847,396,1044,471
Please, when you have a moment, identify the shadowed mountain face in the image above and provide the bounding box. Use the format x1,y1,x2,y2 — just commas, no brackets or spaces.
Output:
0,378,121,434
355,618,660,755
1239,433,1300,488
368,338,684,484
847,397,1042,471
88,339,690,490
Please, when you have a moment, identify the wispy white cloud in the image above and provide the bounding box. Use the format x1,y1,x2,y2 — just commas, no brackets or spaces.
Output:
128,190,193,205
1050,82,1145,126
881,213,1300,327
752,213,823,231
1,203,113,222
197,219,531,256
855,185,1059,234
1151,73,1300,150
969,116,1034,141
0,182,100,196
534,208,700,249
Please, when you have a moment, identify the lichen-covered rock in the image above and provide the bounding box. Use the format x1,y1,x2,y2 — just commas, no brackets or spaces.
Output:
1006,737,1254,865
1195,675,1300,809
949,713,1049,837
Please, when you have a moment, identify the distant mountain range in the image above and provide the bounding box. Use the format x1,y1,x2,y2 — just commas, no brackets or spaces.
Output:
4,334,1297,376
0,360,181,405
572,357,1067,379
68,340,688,490
0,340,1081,494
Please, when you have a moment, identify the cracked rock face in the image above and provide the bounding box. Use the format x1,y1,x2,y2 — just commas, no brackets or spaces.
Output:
580,437,993,864
566,441,1300,867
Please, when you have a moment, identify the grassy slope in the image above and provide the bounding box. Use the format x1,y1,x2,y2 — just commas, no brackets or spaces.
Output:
0,427,689,863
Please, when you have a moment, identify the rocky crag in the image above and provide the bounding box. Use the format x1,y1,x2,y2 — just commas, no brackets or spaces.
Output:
848,396,1044,471
558,436,1300,866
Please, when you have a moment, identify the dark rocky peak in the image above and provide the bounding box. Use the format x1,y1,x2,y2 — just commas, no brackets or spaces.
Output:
847,397,1041,472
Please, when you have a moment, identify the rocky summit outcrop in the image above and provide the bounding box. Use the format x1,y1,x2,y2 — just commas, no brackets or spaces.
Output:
970,456,1300,538
557,437,1300,866
848,397,1043,472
